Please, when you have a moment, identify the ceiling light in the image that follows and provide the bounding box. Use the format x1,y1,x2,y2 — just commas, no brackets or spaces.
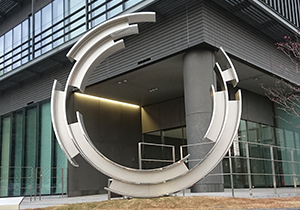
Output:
149,87,158,93
74,92,139,108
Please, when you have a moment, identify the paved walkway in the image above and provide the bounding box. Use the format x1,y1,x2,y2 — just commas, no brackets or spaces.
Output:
20,188,300,209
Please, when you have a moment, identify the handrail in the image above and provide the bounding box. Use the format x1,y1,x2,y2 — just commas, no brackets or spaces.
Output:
0,166,67,199
138,142,176,169
0,0,144,76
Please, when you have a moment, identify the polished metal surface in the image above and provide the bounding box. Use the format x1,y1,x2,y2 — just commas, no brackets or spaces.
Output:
51,12,242,197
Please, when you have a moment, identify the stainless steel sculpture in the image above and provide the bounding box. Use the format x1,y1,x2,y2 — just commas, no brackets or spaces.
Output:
51,12,242,198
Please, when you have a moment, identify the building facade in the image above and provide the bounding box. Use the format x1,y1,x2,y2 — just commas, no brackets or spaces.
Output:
0,0,300,197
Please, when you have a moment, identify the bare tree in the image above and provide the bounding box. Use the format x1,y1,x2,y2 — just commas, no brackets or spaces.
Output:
261,34,300,128
276,35,300,67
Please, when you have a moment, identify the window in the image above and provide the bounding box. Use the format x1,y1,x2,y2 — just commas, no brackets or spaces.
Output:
125,0,142,9
41,4,52,54
23,107,37,195
0,36,4,75
53,0,64,47
107,0,123,19
11,111,24,196
0,116,12,197
65,0,85,40
90,0,106,27
0,101,67,197
34,11,42,58
39,102,52,194
4,30,13,72
0,0,145,76
21,19,31,65
13,24,22,69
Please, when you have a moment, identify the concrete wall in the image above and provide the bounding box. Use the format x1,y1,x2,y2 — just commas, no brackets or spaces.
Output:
67,92,142,196
241,89,275,126
142,97,185,133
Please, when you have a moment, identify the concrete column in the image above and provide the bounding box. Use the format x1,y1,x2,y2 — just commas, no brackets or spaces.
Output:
183,48,224,192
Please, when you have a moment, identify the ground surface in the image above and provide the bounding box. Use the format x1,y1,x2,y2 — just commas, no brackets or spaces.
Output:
24,196,300,210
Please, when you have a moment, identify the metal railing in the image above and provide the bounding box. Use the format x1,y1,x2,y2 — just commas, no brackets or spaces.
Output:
0,166,67,200
0,0,144,76
138,142,176,169
138,140,300,197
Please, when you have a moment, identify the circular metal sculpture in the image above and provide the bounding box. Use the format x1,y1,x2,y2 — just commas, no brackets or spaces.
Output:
51,12,242,198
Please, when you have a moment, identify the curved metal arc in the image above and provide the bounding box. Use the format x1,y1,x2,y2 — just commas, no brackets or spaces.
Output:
106,91,242,197
219,47,239,87
204,61,230,142
50,80,79,167
66,39,125,92
52,12,157,171
106,48,242,197
51,10,242,198
67,12,155,62
203,86,227,142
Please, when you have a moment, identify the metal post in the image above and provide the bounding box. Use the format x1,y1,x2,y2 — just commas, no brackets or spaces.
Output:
107,179,112,200
172,146,175,163
138,143,142,169
31,0,35,59
34,168,38,201
39,168,42,201
291,149,297,192
85,0,89,31
180,146,183,160
228,149,234,197
270,146,277,194
245,142,253,196
61,168,63,196
30,167,33,201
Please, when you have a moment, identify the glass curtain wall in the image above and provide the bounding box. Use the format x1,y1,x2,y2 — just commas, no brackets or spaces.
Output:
0,116,11,197
142,127,187,169
0,0,144,76
142,119,300,188
0,100,67,197
11,111,24,196
223,119,300,188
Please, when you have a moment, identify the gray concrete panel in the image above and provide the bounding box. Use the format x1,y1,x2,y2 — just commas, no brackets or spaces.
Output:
242,90,274,126
160,99,182,130
142,104,160,133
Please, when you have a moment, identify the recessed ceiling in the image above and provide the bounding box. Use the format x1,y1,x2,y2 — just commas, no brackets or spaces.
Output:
85,52,276,106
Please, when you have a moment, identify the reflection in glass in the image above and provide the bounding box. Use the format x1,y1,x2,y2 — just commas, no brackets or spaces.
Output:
107,5,122,19
0,116,11,197
22,19,31,65
4,30,13,72
24,107,37,195
54,138,68,194
40,102,52,194
0,36,3,74
41,4,52,54
238,120,247,141
247,121,260,143
13,24,22,69
53,0,64,47
107,0,123,18
34,11,42,57
142,127,187,169
261,124,274,145
125,0,142,9
90,0,106,27
65,0,85,39
11,111,23,196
